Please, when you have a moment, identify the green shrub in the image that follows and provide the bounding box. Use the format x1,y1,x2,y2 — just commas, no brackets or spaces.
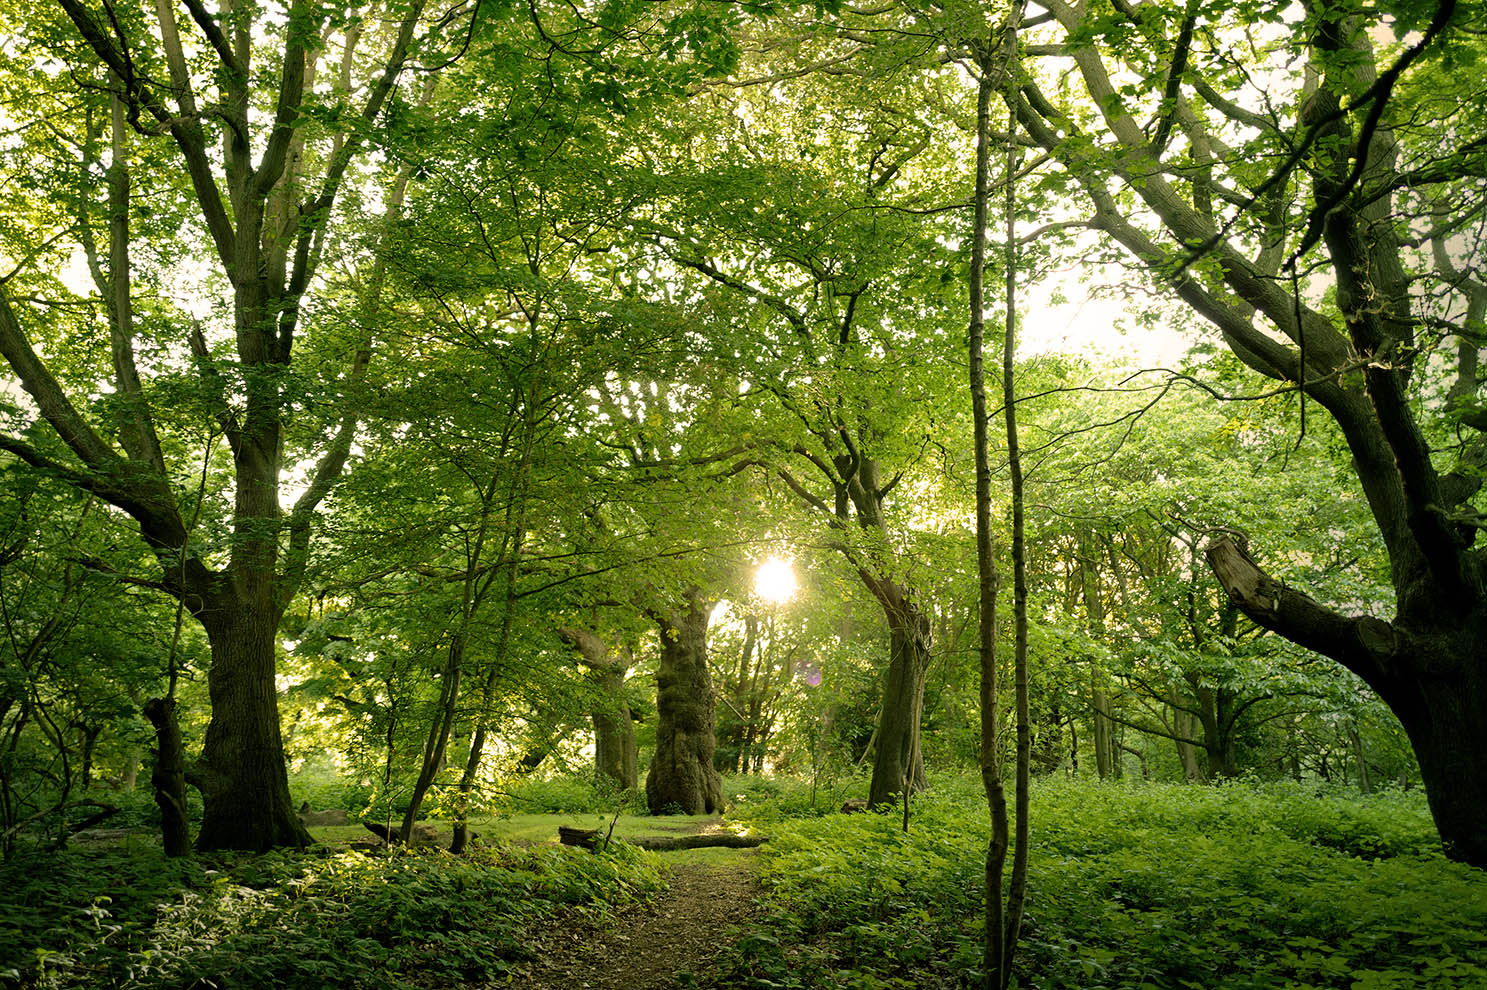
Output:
503,773,642,815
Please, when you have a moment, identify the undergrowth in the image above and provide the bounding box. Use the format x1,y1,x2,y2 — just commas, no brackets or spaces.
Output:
6,775,1483,990
708,775,1487,989
0,840,664,989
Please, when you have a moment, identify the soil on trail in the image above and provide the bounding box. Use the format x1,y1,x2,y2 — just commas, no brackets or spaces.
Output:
515,855,761,990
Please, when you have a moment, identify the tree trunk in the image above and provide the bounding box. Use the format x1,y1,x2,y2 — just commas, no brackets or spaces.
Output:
194,608,310,851
142,697,189,857
1390,668,1487,866
867,592,931,807
1350,725,1372,794
119,746,141,792
401,636,463,842
1078,530,1117,781
558,627,638,791
593,660,638,791
558,827,764,851
1193,684,1239,779
645,591,724,815
1172,702,1205,782
1206,538,1487,866
1091,686,1116,780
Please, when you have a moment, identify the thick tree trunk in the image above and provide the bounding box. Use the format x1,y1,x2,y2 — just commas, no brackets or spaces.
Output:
645,592,724,815
1194,684,1239,779
558,627,638,791
194,608,310,851
1207,538,1487,867
867,593,931,807
1390,668,1487,867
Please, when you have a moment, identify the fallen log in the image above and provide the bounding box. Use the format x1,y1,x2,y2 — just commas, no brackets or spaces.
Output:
364,821,440,846
558,826,766,851
300,804,349,827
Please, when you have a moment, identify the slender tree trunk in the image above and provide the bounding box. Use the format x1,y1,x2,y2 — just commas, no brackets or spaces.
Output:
119,746,140,792
967,19,1023,986
142,697,189,857
1350,724,1372,794
645,590,724,815
998,38,1031,981
400,639,463,840
451,447,533,854
1077,531,1117,780
1092,686,1116,779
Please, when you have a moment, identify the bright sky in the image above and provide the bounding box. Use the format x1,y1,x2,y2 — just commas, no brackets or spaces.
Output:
754,556,798,605
1024,279,1193,368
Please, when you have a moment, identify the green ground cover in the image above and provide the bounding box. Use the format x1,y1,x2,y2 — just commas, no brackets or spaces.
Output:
711,775,1487,990
3,774,1482,989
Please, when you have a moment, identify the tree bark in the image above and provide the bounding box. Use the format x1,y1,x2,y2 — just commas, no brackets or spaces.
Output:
645,590,724,815
592,659,639,791
1172,698,1205,782
559,827,764,851
1351,726,1373,794
142,697,190,857
193,608,310,850
867,588,931,806
1079,531,1117,780
1207,537,1487,865
559,627,639,791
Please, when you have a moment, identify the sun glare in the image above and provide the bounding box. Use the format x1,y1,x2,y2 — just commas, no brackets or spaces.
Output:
754,557,798,605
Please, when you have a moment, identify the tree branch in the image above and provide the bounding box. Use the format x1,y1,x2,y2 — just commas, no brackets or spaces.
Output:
1204,537,1411,689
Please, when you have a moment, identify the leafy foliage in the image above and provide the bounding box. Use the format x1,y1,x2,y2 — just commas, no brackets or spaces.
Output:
709,776,1487,989
0,840,664,988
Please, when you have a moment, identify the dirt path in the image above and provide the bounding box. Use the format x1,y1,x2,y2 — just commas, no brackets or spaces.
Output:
514,855,761,990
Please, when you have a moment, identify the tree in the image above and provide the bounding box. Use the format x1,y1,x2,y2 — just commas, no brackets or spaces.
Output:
558,626,640,790
1014,0,1487,863
640,38,974,806
0,0,438,849
645,588,726,814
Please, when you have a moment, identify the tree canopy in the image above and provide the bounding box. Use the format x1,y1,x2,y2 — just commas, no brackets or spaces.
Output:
2,0,1484,886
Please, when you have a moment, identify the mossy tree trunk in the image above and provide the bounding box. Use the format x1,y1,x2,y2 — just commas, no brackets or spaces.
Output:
866,586,931,807
559,627,639,791
645,590,724,815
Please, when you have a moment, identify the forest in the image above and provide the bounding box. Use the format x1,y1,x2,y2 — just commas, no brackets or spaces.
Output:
2,0,1486,987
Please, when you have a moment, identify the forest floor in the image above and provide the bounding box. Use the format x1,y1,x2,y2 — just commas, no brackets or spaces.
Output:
511,846,762,990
